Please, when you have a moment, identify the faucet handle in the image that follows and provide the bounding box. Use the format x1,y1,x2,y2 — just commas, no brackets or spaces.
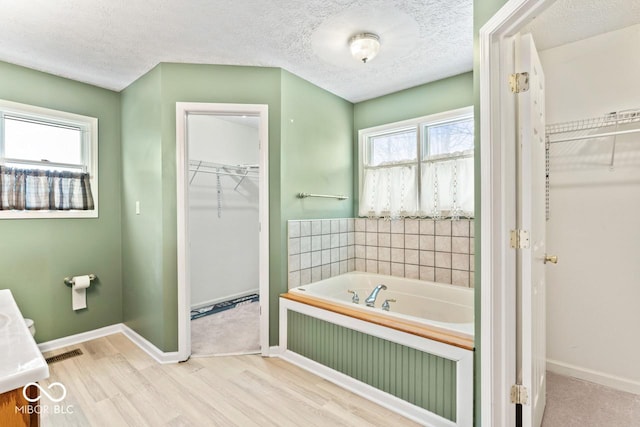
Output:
347,290,360,304
381,298,396,311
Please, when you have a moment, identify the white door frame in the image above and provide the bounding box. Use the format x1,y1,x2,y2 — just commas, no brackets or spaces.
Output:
176,102,270,361
479,0,554,425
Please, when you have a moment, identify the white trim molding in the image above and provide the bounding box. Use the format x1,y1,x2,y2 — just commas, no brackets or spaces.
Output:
279,297,473,427
547,359,640,396
479,1,556,426
38,324,123,353
37,324,182,364
120,325,182,364
175,102,270,362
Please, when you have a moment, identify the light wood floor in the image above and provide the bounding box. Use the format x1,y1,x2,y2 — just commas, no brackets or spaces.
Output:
40,334,420,426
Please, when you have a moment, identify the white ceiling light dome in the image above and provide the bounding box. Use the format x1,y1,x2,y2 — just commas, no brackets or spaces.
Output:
349,33,380,63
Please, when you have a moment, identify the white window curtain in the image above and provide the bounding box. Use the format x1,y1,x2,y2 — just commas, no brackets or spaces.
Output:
420,156,473,218
359,164,418,217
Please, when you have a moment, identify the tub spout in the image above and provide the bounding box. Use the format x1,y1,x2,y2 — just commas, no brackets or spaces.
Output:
365,284,387,307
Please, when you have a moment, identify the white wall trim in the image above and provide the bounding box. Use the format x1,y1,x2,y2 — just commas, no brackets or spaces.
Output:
176,102,270,361
547,359,640,396
38,324,182,364
38,324,123,353
479,1,556,426
267,345,281,357
279,350,455,427
120,324,182,364
280,297,473,426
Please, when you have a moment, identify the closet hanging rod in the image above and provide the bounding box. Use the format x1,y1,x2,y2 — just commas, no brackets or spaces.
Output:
188,160,259,171
548,127,640,144
297,192,348,200
546,108,640,135
188,169,258,178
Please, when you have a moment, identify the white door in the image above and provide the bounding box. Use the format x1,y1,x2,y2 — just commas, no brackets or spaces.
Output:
516,33,546,427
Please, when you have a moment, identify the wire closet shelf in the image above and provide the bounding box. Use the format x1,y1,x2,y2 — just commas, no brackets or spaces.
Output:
546,108,640,144
189,160,259,186
544,108,640,221
188,160,259,218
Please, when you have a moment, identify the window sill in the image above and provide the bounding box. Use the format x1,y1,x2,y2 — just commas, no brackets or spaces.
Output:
0,209,98,219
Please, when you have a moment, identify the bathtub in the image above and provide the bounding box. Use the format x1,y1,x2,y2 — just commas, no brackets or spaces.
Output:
279,272,474,426
288,272,474,343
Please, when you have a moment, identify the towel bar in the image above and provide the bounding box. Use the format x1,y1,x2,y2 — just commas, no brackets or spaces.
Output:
297,192,348,200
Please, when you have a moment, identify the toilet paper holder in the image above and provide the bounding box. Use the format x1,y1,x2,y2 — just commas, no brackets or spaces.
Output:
64,274,97,287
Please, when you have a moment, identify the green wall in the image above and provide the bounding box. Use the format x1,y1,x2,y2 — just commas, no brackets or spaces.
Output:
121,63,283,351
354,72,473,130
0,41,482,420
119,64,474,353
1,1,505,419
279,70,354,340
121,66,166,348
161,63,286,349
120,64,353,350
352,72,474,213
0,43,478,386
0,61,123,343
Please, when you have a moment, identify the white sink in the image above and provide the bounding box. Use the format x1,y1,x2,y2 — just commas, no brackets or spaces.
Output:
0,313,11,328
0,290,49,394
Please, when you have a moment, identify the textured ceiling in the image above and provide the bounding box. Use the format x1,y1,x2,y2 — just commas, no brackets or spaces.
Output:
0,0,473,103
525,0,640,51
4,1,634,103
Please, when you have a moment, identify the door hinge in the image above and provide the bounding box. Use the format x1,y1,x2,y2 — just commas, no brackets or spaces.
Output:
510,229,530,249
511,384,529,405
509,72,530,93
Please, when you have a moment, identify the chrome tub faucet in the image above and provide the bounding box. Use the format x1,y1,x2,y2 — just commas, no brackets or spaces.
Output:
347,289,359,304
365,284,387,307
381,298,396,311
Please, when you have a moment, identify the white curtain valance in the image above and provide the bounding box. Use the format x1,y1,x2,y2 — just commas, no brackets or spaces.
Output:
421,157,474,218
359,157,473,219
359,164,418,218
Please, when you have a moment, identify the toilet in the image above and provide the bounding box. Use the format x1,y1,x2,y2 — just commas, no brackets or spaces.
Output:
24,318,35,337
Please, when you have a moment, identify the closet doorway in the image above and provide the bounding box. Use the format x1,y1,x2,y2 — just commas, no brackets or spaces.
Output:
480,1,640,425
176,103,269,360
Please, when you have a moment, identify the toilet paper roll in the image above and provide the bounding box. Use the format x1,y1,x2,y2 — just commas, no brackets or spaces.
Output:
72,275,92,311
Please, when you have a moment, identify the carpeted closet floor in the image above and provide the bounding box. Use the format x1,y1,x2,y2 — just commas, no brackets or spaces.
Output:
191,301,260,357
542,371,640,426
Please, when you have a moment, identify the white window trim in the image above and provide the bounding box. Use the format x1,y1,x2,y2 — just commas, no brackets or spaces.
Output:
0,99,98,219
358,105,474,218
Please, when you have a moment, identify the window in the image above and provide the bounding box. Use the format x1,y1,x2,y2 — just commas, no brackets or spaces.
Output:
359,106,473,218
0,99,98,218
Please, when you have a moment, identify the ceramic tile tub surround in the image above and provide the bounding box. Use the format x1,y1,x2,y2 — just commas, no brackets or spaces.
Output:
353,218,474,287
288,217,474,288
288,219,355,288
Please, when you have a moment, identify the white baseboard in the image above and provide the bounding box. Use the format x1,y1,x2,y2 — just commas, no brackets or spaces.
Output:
191,288,259,311
120,324,183,364
547,358,640,395
266,345,282,357
38,323,183,365
278,350,454,427
38,324,123,353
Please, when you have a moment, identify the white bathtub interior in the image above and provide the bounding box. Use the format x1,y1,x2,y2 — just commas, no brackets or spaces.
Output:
291,271,474,337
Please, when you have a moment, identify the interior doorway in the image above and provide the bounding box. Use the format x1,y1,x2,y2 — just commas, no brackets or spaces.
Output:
479,1,556,425
188,113,260,356
176,102,269,360
481,0,640,425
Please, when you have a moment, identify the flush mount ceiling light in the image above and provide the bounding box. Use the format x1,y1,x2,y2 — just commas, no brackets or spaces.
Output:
349,33,380,63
